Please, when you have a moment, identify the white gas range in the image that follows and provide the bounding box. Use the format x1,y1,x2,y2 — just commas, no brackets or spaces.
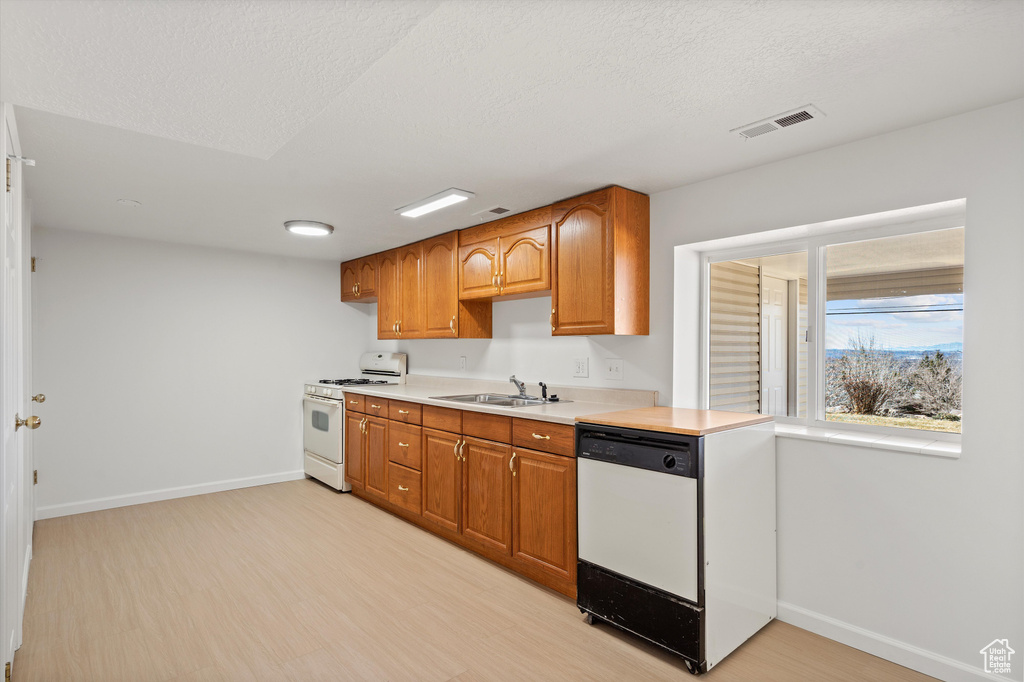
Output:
302,352,407,491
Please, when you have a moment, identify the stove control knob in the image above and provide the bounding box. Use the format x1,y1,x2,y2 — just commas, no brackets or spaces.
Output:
325,389,334,397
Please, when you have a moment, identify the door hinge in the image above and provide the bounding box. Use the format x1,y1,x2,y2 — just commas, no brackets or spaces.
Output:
5,158,9,193
31,257,36,272
5,661,11,682
34,469,38,484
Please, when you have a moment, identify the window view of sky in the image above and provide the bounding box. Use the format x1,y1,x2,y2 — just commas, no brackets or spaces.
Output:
825,294,963,351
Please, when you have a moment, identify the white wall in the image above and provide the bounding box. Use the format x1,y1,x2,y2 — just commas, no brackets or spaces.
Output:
32,228,368,517
658,99,1023,681
362,99,1024,680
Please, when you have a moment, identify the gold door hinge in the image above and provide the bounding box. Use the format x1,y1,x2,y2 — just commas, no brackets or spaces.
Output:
34,469,38,484
31,257,36,272
6,661,11,682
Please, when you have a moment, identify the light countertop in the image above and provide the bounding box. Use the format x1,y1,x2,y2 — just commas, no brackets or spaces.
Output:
338,381,653,426
576,407,773,436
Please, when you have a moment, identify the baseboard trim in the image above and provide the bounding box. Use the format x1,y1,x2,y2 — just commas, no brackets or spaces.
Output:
777,601,995,682
35,470,305,520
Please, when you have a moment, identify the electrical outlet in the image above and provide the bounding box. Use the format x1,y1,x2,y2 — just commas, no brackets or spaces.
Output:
459,355,467,370
606,358,624,380
573,357,589,378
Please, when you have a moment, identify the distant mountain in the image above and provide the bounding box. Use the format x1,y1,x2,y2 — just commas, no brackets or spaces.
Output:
899,343,963,353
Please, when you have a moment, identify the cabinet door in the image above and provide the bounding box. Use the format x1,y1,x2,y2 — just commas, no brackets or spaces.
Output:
340,260,360,302
357,256,377,298
421,233,459,337
552,190,615,335
397,244,424,338
497,207,551,296
511,448,576,582
458,238,500,300
461,437,512,555
376,250,400,339
364,416,389,499
344,413,366,490
422,429,462,533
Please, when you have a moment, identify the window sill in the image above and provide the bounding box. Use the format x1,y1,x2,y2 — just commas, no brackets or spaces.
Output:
774,424,961,459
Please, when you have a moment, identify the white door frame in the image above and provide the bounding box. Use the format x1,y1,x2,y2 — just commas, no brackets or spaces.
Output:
1,101,31,670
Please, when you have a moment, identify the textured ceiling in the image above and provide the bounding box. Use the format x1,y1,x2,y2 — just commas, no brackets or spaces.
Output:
2,0,1022,261
0,0,439,158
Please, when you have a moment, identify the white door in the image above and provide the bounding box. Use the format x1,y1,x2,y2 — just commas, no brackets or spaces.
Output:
760,275,788,416
1,102,29,669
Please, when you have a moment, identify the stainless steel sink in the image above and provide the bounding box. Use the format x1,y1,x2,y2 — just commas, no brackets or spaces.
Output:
431,393,554,408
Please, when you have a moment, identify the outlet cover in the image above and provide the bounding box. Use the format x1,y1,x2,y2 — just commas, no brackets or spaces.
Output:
573,357,589,378
606,358,624,380
459,355,467,370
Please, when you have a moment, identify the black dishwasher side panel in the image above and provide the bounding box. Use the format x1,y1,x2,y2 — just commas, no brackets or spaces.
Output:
577,560,704,666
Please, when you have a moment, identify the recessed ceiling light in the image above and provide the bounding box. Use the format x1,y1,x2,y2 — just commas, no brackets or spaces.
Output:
116,198,141,207
284,220,334,237
396,188,474,218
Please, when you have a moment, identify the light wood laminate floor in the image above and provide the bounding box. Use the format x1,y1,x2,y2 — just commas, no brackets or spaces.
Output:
14,480,936,681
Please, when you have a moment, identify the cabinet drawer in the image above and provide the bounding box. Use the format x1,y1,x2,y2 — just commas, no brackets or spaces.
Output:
512,419,575,457
388,422,422,470
388,400,422,425
422,405,462,433
344,393,365,413
463,410,511,443
388,463,422,515
365,398,389,417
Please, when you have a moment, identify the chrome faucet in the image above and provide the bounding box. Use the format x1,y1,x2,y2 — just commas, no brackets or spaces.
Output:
509,375,528,398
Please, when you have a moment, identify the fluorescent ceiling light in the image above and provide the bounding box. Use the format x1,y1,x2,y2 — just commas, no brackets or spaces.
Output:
284,220,334,236
396,188,474,218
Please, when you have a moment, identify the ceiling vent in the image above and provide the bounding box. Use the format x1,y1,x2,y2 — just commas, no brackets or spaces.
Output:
732,105,825,139
472,206,512,222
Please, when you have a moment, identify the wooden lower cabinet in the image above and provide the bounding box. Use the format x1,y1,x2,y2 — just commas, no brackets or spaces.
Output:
461,437,513,555
344,413,366,490
347,399,577,598
422,428,462,533
512,447,577,583
388,462,422,515
364,416,388,499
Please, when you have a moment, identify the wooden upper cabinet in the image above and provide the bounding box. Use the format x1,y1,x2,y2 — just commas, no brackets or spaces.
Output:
551,186,649,336
376,249,400,339
422,233,460,338
397,244,425,338
340,255,377,302
340,260,359,302
357,256,377,298
459,207,551,300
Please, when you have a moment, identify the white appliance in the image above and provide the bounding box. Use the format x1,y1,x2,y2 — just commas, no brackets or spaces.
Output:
302,352,407,491
576,421,776,674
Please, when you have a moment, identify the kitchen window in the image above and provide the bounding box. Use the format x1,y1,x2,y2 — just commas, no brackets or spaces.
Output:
699,203,964,440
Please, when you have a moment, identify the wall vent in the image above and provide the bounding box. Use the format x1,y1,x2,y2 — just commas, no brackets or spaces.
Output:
732,105,825,139
472,206,512,222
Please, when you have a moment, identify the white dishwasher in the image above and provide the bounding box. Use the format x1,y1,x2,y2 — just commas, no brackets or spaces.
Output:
576,420,776,675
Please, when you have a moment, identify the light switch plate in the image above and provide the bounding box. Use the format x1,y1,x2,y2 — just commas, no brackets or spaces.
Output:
606,358,624,380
